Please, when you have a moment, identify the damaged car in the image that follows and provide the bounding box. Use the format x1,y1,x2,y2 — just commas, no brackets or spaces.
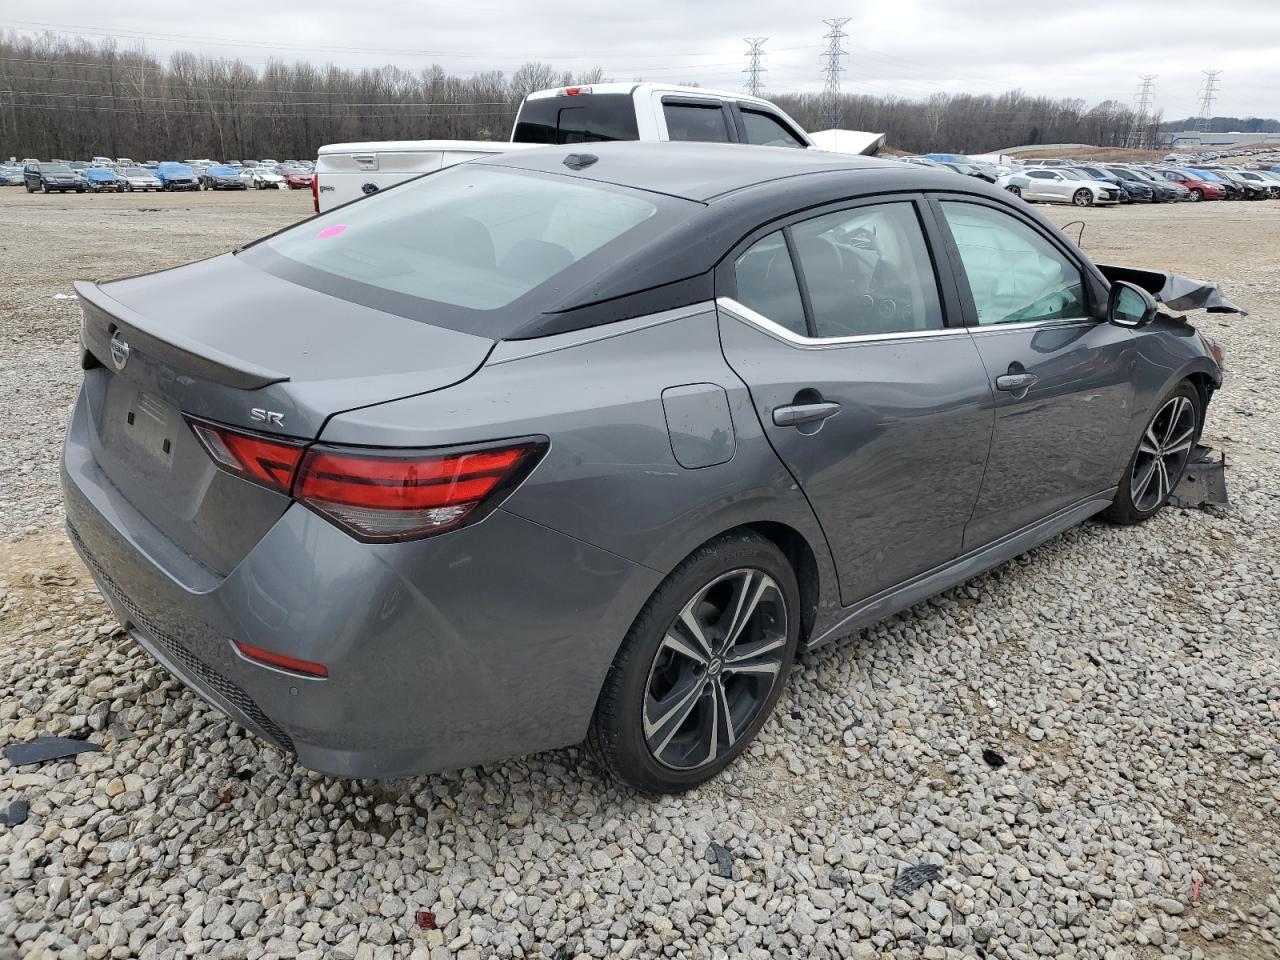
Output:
62,142,1235,793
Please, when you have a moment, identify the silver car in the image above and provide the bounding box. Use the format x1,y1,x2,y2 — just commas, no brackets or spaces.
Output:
63,143,1229,792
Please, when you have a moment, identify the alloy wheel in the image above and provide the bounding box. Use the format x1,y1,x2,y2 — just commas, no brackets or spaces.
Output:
1072,189,1092,206
1130,395,1196,513
643,569,788,771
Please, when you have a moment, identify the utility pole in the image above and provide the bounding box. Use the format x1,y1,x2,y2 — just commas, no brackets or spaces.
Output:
819,17,851,131
1127,74,1156,149
1196,70,1222,134
743,37,768,98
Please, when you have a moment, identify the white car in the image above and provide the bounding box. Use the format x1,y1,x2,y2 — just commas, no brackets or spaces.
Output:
243,167,286,190
996,168,1121,206
119,167,162,192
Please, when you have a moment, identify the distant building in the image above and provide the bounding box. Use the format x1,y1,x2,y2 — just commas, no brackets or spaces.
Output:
1159,130,1280,149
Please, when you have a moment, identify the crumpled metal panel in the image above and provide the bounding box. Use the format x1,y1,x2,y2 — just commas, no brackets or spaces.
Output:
1097,264,1248,316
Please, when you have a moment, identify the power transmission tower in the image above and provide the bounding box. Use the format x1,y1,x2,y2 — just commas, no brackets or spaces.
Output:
1127,74,1156,149
1196,70,1222,134
743,37,768,97
819,17,851,131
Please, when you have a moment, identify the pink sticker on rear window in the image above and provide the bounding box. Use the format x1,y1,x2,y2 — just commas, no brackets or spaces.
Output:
317,224,347,238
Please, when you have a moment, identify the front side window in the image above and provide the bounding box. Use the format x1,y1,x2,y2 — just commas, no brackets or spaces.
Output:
663,102,732,143
940,202,1087,326
791,203,944,337
733,231,807,336
740,109,805,148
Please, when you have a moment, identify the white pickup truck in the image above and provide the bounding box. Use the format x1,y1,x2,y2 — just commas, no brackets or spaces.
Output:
313,82,823,211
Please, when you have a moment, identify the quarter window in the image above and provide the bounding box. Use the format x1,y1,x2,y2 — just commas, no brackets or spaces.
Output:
940,202,1087,326
663,103,732,143
740,109,805,148
733,231,808,336
791,203,945,337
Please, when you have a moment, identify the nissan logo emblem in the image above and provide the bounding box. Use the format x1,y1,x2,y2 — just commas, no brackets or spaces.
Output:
109,330,131,370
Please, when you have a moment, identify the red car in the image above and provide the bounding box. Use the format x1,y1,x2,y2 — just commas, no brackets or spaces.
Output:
282,170,314,190
1157,169,1225,201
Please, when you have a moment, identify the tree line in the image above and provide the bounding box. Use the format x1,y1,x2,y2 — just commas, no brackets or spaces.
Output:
2,31,1270,162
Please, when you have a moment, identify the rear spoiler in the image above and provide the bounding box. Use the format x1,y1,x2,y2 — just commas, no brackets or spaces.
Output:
74,281,289,390
1096,264,1247,316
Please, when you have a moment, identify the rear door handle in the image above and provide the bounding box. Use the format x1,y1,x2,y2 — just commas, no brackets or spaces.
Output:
995,373,1038,392
772,401,841,427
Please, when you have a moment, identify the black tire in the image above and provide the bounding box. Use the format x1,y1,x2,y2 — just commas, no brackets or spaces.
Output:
1006,185,1021,197
1104,381,1201,525
589,531,801,793
42,183,50,194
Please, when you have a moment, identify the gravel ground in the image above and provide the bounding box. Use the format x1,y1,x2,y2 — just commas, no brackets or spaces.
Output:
0,190,1277,960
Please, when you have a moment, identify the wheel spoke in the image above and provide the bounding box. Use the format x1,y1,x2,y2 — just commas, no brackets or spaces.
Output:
1164,425,1195,455
713,677,736,751
644,675,703,755
1133,459,1158,502
1155,458,1169,503
721,573,776,652
723,658,782,678
677,597,715,662
701,682,719,765
660,630,709,666
727,633,786,664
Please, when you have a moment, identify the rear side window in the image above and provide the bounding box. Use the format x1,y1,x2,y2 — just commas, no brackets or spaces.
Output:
733,232,807,336
512,94,640,145
663,103,732,143
791,203,944,337
740,110,805,148
940,202,1086,326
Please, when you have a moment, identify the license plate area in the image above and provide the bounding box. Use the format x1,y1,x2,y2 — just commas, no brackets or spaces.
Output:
106,380,179,469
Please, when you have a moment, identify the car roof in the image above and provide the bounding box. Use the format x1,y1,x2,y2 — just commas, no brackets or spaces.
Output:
475,140,904,202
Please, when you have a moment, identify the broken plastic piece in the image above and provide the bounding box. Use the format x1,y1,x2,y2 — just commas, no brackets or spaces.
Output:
982,748,1006,769
891,863,942,897
1,799,30,827
707,842,735,880
1170,445,1229,510
415,910,436,930
4,736,102,767
1096,264,1246,315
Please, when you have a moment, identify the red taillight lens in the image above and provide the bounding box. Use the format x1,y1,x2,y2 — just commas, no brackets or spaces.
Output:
294,440,547,542
311,172,319,213
188,419,306,494
234,640,328,677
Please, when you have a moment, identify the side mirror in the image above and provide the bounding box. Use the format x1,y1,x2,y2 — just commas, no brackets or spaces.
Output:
1108,280,1158,328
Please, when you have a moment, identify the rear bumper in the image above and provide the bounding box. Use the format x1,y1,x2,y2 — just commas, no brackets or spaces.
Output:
62,386,661,778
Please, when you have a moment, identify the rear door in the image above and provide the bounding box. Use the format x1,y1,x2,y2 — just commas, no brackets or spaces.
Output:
716,196,995,605
931,196,1135,547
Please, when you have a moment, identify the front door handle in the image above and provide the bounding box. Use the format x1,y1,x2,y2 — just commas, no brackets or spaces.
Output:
773,401,841,428
995,373,1038,392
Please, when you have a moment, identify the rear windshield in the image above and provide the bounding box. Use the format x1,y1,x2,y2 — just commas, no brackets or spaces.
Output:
242,163,690,338
513,93,641,144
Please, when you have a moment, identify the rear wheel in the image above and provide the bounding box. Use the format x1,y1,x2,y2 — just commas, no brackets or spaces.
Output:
590,532,800,793
1072,189,1093,207
1104,381,1200,525
1006,185,1022,197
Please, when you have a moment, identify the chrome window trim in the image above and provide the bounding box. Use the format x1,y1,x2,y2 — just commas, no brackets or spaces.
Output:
716,297,968,348
967,316,1099,335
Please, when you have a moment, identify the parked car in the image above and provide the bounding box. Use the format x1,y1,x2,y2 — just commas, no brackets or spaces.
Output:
119,167,163,192
997,167,1119,205
1071,165,1153,203
1245,170,1280,197
1183,168,1245,201
201,165,247,190
1156,169,1225,201
64,143,1230,791
90,156,114,167
155,162,200,191
1104,166,1184,202
25,161,84,193
244,166,286,189
279,167,314,189
83,168,125,192
1202,170,1270,200
0,165,24,186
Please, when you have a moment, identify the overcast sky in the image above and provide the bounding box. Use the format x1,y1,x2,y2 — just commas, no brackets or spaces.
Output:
6,0,1278,120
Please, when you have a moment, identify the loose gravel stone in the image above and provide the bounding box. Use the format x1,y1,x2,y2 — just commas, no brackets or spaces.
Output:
2,187,1279,960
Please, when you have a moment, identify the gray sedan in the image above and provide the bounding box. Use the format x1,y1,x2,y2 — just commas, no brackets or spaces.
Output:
63,143,1228,792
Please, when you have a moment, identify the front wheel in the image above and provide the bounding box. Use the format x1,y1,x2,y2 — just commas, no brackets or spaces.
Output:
590,532,800,793
1072,189,1093,207
1104,382,1201,525
1190,189,1203,202
1005,185,1021,197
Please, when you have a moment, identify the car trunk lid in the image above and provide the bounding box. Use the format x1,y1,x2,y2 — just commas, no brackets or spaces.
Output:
75,253,495,574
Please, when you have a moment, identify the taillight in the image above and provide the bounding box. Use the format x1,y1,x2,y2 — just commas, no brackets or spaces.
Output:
234,640,328,678
294,440,547,542
187,418,305,494
311,172,319,213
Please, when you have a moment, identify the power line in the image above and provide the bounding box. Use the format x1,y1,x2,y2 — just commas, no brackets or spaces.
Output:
1126,74,1156,149
1196,69,1222,133
742,37,767,98
819,17,850,131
